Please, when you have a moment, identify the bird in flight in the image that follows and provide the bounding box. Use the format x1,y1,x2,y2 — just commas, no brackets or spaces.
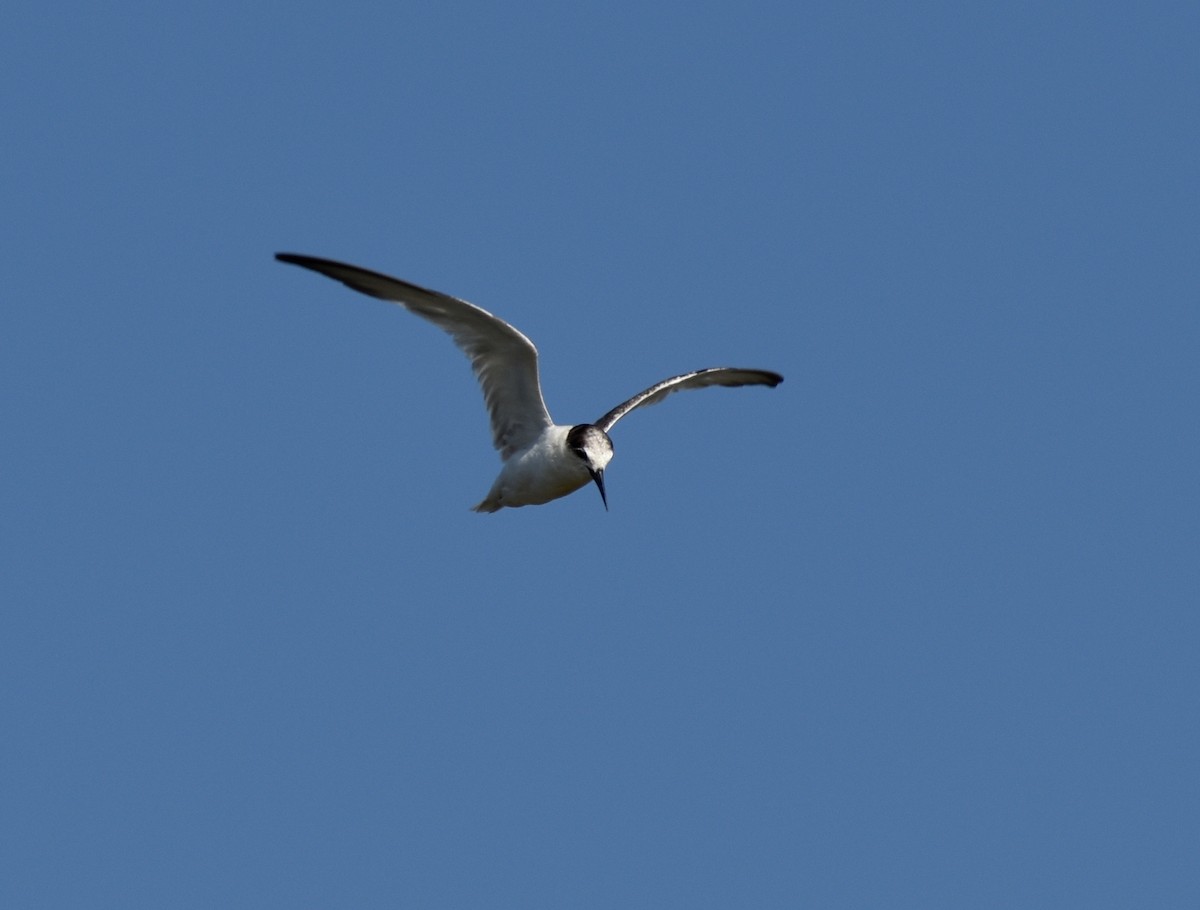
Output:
276,253,783,512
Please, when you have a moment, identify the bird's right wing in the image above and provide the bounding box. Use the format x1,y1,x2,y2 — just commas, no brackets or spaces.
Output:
277,253,552,460
595,367,783,433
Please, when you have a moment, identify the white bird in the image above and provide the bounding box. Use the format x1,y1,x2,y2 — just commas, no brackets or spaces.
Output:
276,253,783,512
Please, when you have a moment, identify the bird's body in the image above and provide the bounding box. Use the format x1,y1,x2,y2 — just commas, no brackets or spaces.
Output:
276,253,782,511
473,424,604,513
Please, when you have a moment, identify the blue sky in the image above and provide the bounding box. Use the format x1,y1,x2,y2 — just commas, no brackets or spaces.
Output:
3,1,1197,907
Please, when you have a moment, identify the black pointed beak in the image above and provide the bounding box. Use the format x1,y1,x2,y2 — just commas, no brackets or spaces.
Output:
589,468,608,511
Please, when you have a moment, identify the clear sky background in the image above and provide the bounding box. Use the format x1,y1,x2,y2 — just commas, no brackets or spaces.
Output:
3,2,1197,907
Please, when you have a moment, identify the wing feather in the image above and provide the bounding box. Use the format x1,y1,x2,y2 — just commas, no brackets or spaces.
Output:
595,367,783,433
276,253,551,459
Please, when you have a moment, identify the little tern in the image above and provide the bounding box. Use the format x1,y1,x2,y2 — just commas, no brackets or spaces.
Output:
276,253,783,512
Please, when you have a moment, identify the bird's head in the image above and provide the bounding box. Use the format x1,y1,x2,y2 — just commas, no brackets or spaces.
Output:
567,424,614,510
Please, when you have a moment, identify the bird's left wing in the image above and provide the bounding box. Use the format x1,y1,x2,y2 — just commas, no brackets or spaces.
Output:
595,367,783,433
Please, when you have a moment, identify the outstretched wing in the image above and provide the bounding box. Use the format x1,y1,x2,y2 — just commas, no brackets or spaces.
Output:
277,253,552,459
595,367,783,433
